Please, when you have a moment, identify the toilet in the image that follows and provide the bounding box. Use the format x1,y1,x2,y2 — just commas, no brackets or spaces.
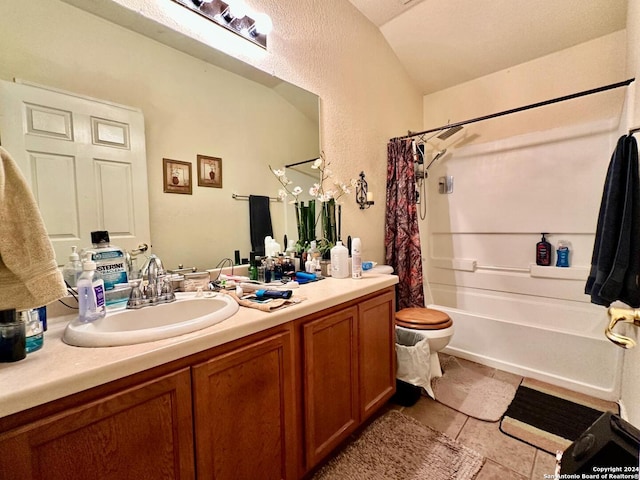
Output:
395,307,454,378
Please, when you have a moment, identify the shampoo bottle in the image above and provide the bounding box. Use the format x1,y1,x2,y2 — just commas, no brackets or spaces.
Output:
536,233,552,266
77,258,106,323
351,237,362,279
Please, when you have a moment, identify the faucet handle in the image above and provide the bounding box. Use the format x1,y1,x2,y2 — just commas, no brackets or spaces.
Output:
160,277,176,302
126,280,146,309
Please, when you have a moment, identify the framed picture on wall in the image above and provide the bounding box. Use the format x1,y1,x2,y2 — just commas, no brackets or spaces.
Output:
163,158,192,194
197,155,222,188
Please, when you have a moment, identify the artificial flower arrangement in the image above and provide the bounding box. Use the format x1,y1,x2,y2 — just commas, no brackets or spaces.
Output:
270,152,355,257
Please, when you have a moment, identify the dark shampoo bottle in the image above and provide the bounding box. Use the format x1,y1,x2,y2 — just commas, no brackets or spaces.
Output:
536,233,552,266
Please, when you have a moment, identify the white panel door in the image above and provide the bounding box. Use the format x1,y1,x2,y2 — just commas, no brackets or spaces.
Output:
0,80,150,265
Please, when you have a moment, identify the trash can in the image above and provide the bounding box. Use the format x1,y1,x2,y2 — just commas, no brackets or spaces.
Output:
391,325,434,406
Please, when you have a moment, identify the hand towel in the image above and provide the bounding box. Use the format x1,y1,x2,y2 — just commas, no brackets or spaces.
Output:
0,147,67,310
585,135,640,307
249,195,273,257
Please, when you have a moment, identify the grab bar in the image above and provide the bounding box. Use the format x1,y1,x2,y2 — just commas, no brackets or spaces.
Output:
605,307,640,349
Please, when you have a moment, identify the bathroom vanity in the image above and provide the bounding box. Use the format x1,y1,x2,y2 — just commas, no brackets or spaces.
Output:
0,275,397,480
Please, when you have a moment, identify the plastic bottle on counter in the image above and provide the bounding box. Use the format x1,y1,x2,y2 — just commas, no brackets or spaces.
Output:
330,241,350,279
77,258,107,323
351,237,362,279
20,309,44,353
83,231,128,304
62,246,83,288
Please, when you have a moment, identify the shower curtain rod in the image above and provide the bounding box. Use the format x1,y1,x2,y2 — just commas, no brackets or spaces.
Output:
393,78,636,141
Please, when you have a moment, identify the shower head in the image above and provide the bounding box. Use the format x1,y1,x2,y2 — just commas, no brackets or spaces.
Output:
425,149,447,170
437,125,463,140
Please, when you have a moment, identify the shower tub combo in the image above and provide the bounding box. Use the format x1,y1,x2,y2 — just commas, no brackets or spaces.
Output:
428,289,623,402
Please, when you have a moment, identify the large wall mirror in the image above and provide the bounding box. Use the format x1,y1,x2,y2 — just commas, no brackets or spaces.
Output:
0,1,320,271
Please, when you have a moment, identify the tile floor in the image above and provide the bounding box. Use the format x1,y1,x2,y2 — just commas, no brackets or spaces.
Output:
392,356,559,480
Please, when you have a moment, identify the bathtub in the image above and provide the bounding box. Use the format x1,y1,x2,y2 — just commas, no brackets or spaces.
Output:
427,290,624,401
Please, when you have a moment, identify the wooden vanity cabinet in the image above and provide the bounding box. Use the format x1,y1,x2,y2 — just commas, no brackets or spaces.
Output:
299,287,396,473
0,368,195,480
0,285,395,480
192,329,296,480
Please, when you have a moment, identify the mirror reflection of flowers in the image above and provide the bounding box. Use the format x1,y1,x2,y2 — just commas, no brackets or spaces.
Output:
270,152,354,256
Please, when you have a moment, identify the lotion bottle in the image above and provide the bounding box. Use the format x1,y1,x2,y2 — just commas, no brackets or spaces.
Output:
330,241,350,279
351,237,362,279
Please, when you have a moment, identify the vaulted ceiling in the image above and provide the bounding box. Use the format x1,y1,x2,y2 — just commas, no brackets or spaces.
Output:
347,0,628,95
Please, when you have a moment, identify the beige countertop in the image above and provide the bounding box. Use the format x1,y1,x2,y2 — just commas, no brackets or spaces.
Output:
0,274,398,419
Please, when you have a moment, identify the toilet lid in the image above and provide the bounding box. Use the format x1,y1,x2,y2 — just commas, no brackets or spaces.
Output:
395,307,453,330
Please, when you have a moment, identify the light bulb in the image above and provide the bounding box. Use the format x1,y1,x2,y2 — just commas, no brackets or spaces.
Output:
226,0,247,19
252,12,273,35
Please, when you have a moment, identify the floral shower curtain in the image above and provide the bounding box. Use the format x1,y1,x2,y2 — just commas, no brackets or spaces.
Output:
385,138,425,309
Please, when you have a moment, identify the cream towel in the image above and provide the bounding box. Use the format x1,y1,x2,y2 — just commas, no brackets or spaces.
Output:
0,147,67,310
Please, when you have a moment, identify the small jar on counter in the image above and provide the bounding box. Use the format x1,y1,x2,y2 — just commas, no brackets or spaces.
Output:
19,309,44,353
0,309,26,363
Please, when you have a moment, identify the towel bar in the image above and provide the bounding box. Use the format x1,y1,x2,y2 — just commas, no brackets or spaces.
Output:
232,193,281,202
605,307,640,349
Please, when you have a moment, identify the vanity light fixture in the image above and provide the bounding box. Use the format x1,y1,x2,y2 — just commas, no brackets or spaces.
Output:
355,171,374,210
172,0,273,49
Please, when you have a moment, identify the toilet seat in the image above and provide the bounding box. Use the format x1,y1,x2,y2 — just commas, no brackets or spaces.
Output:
395,307,453,330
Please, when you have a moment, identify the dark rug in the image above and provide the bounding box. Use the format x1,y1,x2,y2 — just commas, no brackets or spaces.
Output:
500,378,618,454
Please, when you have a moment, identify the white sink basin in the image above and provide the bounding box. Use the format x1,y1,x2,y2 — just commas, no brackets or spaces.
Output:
63,293,239,347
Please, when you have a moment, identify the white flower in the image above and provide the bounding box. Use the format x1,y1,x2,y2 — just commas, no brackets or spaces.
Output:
350,178,358,188
311,157,323,169
309,184,320,197
321,191,335,202
324,168,332,177
292,186,303,196
278,189,288,200
272,168,285,177
281,175,292,185
339,183,351,195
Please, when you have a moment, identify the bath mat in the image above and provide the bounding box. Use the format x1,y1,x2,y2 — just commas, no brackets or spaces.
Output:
432,356,520,421
500,378,619,454
313,410,484,480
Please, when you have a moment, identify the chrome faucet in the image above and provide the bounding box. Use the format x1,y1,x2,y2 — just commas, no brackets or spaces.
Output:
127,254,175,309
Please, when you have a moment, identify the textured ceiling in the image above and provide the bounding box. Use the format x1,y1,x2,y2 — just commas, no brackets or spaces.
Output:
348,0,627,94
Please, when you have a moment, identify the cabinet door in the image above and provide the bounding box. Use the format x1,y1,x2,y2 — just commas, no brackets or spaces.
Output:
0,368,194,480
302,306,359,469
192,330,295,480
358,289,396,421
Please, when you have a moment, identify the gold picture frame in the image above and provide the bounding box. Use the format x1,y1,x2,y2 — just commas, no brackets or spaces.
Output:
163,158,192,194
197,155,222,188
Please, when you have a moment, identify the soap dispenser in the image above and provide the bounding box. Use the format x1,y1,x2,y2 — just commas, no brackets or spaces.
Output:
536,233,552,266
62,246,83,287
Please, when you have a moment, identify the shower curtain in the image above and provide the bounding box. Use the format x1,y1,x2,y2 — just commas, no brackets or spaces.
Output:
385,138,425,309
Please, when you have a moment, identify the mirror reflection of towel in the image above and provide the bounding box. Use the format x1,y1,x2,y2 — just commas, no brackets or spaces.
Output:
249,195,272,257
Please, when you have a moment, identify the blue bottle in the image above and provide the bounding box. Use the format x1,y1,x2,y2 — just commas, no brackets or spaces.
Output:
556,240,570,267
